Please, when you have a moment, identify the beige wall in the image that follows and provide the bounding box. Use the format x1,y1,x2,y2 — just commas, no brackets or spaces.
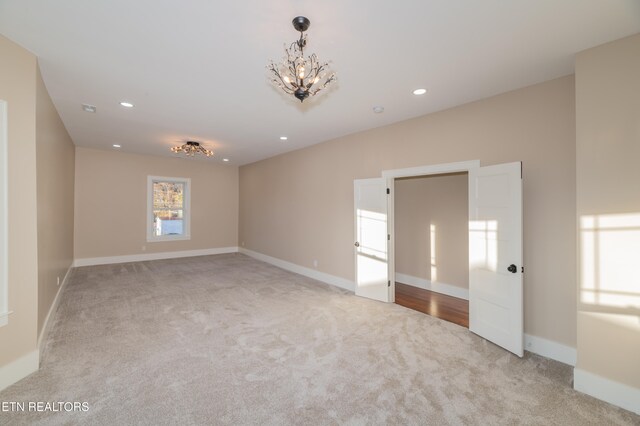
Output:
74,147,238,259
395,173,468,289
0,36,39,367
240,76,577,347
575,34,640,390
36,65,75,337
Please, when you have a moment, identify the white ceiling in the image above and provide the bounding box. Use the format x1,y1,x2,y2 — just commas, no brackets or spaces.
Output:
1,1,639,165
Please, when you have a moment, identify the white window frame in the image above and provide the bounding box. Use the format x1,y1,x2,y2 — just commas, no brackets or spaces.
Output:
147,175,191,242
0,100,8,327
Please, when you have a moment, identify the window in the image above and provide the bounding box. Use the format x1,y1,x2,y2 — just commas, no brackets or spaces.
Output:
0,100,8,327
147,176,190,242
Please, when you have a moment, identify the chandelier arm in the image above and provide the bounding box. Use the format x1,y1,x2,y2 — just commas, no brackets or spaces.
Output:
287,42,298,66
309,73,336,96
307,56,323,83
271,78,296,94
268,64,297,92
284,53,299,88
308,63,325,81
274,79,296,94
306,60,323,80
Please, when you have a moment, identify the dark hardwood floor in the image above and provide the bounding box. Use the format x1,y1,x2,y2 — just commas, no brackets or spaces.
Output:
395,282,469,328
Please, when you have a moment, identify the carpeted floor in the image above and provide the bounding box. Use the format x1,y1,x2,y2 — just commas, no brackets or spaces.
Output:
0,253,637,425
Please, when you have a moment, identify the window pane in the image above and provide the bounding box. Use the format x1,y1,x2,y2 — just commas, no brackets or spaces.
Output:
153,209,184,236
148,177,189,241
153,182,184,210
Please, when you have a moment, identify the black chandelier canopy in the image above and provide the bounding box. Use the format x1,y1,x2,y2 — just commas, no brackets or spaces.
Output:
267,16,336,102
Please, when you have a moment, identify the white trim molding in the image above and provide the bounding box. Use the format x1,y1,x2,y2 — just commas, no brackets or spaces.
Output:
74,246,238,267
239,248,354,292
38,264,73,353
574,368,640,414
382,160,480,179
524,334,576,366
395,272,469,300
0,350,39,392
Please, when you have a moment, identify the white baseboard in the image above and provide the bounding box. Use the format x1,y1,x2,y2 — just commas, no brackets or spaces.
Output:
73,246,239,267
574,368,640,414
37,263,73,353
239,248,354,292
524,334,576,366
395,272,469,300
0,350,39,392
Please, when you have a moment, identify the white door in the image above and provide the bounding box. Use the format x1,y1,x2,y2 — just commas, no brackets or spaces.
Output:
469,162,523,356
354,178,390,302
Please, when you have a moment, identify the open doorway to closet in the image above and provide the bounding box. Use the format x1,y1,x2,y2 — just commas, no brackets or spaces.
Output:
393,172,470,328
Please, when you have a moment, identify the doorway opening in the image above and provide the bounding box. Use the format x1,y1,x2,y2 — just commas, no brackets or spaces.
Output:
354,160,524,356
393,172,470,328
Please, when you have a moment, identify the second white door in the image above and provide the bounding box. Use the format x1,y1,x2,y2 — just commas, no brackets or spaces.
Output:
468,162,523,356
354,178,390,303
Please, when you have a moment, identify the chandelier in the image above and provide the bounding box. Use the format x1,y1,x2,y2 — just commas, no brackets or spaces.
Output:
170,141,213,157
267,16,336,102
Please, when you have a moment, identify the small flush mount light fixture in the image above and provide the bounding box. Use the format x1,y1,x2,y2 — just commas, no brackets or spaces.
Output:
280,136,288,141
170,141,213,157
112,144,121,148
373,106,385,114
119,101,134,108
82,104,97,113
412,88,427,96
223,158,230,162
267,16,336,103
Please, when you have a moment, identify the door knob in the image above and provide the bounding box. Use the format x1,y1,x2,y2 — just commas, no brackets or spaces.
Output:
354,242,360,247
507,264,517,273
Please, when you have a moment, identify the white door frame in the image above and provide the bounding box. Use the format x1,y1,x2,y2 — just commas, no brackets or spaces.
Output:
381,160,480,302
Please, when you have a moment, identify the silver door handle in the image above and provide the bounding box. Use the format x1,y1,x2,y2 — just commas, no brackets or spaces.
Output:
354,242,360,247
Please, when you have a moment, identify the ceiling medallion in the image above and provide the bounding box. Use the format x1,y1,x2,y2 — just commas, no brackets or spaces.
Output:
170,141,213,157
267,16,336,102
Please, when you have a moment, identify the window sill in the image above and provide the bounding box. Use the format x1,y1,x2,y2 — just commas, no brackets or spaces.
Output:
147,234,191,243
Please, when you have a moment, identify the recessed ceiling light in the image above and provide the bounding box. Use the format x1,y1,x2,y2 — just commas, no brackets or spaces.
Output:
82,104,97,113
223,158,229,162
280,136,288,141
112,144,121,148
119,101,134,108
412,88,427,96
373,106,384,114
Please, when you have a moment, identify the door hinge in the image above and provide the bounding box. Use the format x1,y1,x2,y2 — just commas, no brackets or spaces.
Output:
521,266,524,273
388,280,391,287
386,188,390,194
387,234,390,240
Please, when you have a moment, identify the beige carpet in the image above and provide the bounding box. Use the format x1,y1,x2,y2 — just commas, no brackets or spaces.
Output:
0,253,637,425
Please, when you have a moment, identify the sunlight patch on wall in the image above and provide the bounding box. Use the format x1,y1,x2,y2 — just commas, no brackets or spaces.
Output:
430,223,437,281
580,214,640,311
